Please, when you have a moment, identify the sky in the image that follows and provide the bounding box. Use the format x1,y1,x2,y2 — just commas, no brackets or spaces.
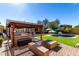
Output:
0,3,79,26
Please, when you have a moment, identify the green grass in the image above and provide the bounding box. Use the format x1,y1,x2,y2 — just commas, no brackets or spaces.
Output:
40,35,79,47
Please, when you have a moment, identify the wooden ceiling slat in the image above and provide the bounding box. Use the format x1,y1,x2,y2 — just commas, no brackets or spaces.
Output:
7,20,43,29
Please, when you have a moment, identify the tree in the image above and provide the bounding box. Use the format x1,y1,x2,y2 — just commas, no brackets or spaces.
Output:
60,25,72,34
49,19,60,30
37,20,42,25
55,19,60,25
71,25,79,34
0,23,4,33
42,18,49,28
49,21,57,30
37,18,49,28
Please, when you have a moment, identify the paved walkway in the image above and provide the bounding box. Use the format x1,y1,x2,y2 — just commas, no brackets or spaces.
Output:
49,44,79,56
0,33,11,56
0,40,11,56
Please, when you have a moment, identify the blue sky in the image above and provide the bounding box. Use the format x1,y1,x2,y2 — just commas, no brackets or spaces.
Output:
0,3,79,26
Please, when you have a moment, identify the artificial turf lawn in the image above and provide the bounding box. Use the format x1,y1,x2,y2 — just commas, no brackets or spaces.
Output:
41,35,79,47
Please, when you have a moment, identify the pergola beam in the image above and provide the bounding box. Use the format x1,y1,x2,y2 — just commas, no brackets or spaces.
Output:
6,20,43,47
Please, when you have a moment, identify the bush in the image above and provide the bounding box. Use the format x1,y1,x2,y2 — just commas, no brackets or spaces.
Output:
71,25,79,34
0,38,3,46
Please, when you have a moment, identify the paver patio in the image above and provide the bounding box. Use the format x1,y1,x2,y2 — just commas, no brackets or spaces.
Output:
0,40,79,56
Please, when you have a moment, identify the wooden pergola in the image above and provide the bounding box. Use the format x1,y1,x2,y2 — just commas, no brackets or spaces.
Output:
6,19,43,47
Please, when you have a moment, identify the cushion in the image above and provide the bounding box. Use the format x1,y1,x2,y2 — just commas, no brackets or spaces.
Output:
37,46,49,53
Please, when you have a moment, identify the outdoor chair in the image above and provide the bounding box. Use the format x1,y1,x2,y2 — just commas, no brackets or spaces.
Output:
28,42,49,56
41,40,58,49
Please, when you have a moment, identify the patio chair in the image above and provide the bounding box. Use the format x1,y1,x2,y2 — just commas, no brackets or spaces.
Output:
41,40,58,49
28,42,49,56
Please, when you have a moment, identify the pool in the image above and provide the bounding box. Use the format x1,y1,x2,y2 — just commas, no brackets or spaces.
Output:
52,34,75,37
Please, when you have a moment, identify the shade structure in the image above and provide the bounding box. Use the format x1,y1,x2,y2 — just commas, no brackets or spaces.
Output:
46,28,51,31
6,19,43,47
49,30,55,33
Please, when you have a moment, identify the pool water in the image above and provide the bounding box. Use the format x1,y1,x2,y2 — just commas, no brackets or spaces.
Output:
52,34,75,37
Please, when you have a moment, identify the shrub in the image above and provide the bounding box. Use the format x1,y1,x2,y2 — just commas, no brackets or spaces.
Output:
0,38,3,46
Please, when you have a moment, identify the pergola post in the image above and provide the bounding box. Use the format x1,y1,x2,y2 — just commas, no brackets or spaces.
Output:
9,27,10,38
40,26,43,40
9,24,15,56
10,24,15,47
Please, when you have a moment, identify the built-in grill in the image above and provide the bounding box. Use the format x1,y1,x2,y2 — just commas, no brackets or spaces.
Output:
17,38,32,46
